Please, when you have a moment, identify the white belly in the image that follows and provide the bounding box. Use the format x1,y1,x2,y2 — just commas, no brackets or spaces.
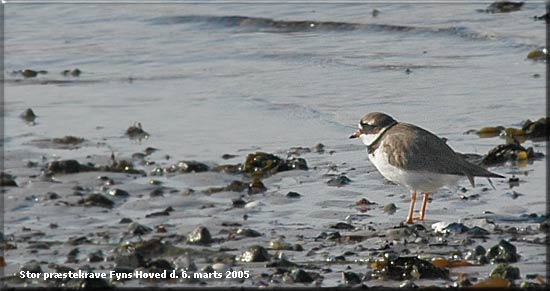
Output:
368,146,462,193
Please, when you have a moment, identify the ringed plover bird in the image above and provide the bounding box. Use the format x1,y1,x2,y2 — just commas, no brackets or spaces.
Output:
349,112,504,224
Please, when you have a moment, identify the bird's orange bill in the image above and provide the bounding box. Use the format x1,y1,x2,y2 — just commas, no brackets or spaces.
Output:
349,130,363,139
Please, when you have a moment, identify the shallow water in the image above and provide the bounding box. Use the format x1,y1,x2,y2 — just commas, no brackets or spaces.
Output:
3,2,547,288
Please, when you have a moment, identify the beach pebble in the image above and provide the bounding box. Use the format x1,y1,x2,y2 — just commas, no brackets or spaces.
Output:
177,160,209,173
129,222,152,235
20,108,37,122
0,172,17,187
290,269,314,283
248,179,267,194
20,260,42,274
490,263,520,280
330,222,354,230
326,175,351,186
432,222,469,234
187,226,212,245
342,271,362,285
125,122,149,139
236,228,262,237
77,193,114,208
87,250,104,263
108,188,129,197
486,239,519,263
286,191,302,198
173,256,197,272
383,203,397,214
237,246,270,262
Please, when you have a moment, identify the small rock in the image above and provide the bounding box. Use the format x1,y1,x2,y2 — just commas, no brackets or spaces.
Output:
77,193,114,208
47,160,91,174
125,122,149,139
20,260,42,274
0,172,17,187
490,263,520,280
149,187,164,197
222,154,238,160
88,250,104,263
327,175,352,187
108,188,130,197
286,191,302,198
187,226,212,245
237,245,270,262
485,1,524,13
177,161,209,173
128,222,153,236
383,203,397,214
486,239,519,263
330,222,354,230
236,228,262,237
119,218,133,224
20,108,37,122
248,179,267,194
290,269,314,283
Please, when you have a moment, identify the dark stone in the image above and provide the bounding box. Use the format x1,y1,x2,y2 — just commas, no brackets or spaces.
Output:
21,69,38,78
384,203,397,214
290,269,314,283
370,255,449,280
342,271,362,285
145,210,170,218
44,192,60,200
226,180,248,192
20,108,37,122
237,245,270,262
248,179,267,194
125,122,149,139
146,259,173,271
222,154,238,160
77,193,114,208
327,175,351,186
240,152,308,178
47,160,92,174
108,188,129,197
286,191,302,198
485,1,524,13
0,172,17,187
20,260,42,273
330,222,354,230
232,198,246,207
88,250,104,263
236,228,262,237
129,223,153,236
187,226,212,245
490,263,520,280
177,161,209,173
67,236,91,246
149,187,164,197
119,218,133,224
486,239,519,263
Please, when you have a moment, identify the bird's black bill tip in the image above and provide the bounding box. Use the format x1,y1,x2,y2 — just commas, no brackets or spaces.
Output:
349,130,362,139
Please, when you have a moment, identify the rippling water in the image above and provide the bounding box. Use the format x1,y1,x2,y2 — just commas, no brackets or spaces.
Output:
5,3,546,159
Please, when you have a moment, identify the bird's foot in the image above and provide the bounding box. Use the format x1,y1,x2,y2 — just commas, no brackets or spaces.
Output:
413,216,425,222
405,218,414,224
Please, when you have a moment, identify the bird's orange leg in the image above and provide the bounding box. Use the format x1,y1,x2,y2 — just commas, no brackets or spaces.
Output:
414,192,430,222
405,192,416,224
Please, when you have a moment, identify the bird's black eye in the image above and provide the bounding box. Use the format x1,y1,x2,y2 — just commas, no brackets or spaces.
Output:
360,123,375,132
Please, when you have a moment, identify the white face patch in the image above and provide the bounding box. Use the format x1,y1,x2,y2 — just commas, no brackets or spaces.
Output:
359,131,380,146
